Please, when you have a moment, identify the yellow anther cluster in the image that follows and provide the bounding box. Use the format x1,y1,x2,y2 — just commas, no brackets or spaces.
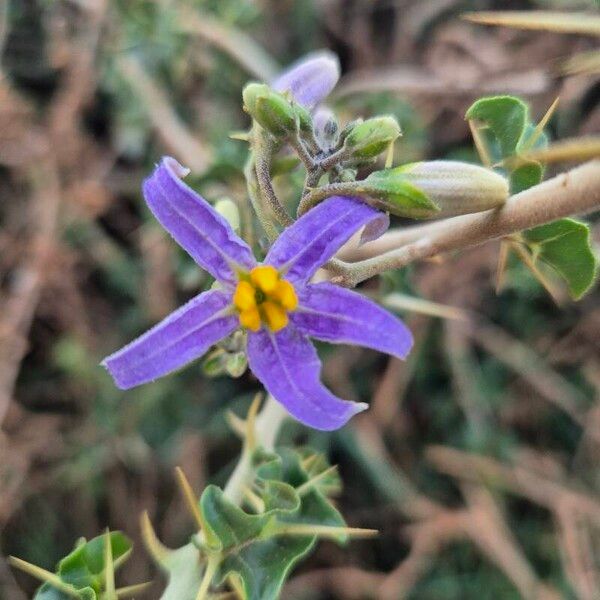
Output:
233,265,298,332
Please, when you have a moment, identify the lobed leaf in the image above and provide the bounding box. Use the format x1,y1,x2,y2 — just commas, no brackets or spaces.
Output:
466,96,529,157
196,448,348,599
58,532,132,591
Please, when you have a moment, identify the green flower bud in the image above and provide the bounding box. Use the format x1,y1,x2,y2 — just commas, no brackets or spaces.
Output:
396,161,509,217
242,82,309,137
242,83,269,115
362,160,509,219
343,116,401,159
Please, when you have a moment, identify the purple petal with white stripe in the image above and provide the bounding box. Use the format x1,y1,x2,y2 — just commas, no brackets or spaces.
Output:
102,290,238,389
292,282,413,358
144,157,256,285
247,322,366,430
265,196,389,284
272,51,340,110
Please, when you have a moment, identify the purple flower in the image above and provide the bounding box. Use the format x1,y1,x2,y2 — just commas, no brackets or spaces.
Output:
102,157,413,430
272,50,340,110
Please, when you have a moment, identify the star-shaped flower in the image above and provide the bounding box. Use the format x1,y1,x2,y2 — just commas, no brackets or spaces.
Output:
102,157,413,430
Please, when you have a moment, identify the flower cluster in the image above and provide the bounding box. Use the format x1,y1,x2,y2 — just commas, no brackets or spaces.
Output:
103,53,414,431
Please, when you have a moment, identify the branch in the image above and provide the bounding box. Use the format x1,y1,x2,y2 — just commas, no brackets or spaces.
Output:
332,160,600,286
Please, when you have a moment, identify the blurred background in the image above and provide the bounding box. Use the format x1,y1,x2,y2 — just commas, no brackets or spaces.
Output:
1,0,599,598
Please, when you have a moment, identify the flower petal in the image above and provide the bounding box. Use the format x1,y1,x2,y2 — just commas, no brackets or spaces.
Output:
247,322,367,431
265,196,389,284
272,50,340,109
102,290,238,389
292,282,413,358
144,157,256,284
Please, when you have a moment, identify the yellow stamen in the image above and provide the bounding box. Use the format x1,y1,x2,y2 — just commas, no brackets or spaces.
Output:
234,265,297,332
273,280,298,310
250,265,279,293
261,301,289,332
233,280,256,311
239,307,261,332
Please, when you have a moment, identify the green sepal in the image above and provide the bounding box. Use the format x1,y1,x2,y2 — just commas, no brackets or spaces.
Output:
343,116,401,159
523,218,598,299
360,168,440,218
243,83,309,138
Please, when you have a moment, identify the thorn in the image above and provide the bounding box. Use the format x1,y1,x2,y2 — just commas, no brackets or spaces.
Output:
510,241,564,305
140,511,170,563
8,557,79,597
272,524,379,539
243,486,265,513
300,453,320,472
296,465,339,496
116,582,153,598
523,96,559,153
468,120,493,168
175,467,204,531
227,573,244,598
245,393,263,451
225,410,246,438
104,530,116,599
229,131,251,142
495,239,511,294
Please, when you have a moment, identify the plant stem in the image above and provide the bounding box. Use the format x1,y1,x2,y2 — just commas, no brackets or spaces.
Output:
196,557,220,600
223,394,287,504
244,151,279,242
297,181,360,215
288,133,316,170
253,129,294,228
331,160,600,286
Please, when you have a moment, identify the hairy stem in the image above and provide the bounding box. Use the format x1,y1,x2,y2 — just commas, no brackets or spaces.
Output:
253,128,295,228
298,181,360,215
332,160,600,286
223,395,288,504
244,151,279,242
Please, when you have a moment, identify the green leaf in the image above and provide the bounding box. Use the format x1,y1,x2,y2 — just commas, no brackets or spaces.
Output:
523,218,598,299
466,96,529,157
197,448,348,600
58,532,132,591
200,485,313,600
510,161,543,194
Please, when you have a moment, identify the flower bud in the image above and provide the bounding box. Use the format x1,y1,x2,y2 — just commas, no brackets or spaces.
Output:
343,116,401,160
393,161,509,217
313,107,339,150
362,160,509,219
243,83,309,137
